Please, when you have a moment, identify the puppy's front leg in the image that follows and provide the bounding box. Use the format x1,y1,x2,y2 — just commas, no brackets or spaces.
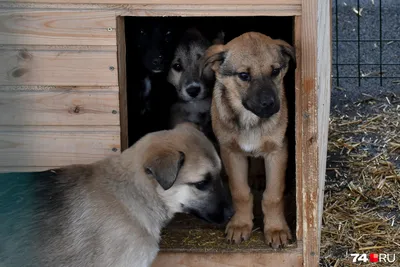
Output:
221,146,253,244
262,142,292,248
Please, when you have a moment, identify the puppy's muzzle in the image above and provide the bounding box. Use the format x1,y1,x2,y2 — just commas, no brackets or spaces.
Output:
186,85,201,98
152,55,163,66
151,55,164,73
242,80,280,118
243,95,279,118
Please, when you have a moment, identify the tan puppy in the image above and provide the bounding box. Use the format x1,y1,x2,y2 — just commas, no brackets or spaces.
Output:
0,123,233,267
201,32,295,248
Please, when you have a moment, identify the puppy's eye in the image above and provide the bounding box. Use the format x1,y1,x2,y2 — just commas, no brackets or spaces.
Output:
238,72,251,82
271,67,281,76
144,167,153,175
193,179,211,191
172,63,183,72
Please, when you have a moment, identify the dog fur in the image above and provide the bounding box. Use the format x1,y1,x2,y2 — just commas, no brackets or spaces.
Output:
201,32,295,248
168,28,224,137
125,19,180,145
0,123,233,267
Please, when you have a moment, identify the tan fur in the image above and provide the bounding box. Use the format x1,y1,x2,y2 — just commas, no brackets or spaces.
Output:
1,122,231,267
202,32,295,248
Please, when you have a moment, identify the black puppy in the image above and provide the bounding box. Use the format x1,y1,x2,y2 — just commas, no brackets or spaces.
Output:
125,18,181,146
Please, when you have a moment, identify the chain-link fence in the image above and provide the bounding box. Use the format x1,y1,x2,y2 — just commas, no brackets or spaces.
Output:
333,0,400,89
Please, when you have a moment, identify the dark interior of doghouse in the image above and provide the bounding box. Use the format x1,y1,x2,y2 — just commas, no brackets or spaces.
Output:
124,16,296,251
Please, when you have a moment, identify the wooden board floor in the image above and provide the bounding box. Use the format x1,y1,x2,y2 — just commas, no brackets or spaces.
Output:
160,186,297,253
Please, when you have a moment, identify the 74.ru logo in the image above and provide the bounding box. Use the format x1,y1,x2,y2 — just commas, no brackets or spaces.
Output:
350,253,396,263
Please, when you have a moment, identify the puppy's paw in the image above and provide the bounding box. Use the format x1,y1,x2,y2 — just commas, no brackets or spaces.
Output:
264,223,292,249
225,215,253,244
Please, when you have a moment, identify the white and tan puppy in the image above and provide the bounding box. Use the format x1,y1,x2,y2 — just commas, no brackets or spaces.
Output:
0,123,233,267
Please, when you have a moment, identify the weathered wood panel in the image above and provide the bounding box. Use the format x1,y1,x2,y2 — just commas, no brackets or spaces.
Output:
294,15,303,242
297,0,331,266
0,4,301,16
0,0,301,5
153,250,302,267
0,49,118,86
0,10,116,46
0,85,119,92
0,91,119,126
316,0,331,261
118,4,301,16
0,45,117,52
0,126,120,167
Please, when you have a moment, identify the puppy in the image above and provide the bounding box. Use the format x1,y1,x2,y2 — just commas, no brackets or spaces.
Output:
168,28,224,138
0,123,233,267
201,32,295,248
126,20,179,145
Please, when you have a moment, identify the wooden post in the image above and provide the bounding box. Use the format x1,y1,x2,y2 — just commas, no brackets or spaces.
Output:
116,16,129,151
297,0,331,266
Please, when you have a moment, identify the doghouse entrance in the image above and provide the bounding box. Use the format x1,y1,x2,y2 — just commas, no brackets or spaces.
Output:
120,16,296,252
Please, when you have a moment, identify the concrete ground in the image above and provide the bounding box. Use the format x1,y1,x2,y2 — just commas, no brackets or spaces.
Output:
332,0,400,107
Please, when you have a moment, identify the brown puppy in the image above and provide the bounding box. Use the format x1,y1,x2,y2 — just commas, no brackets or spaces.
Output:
201,32,295,248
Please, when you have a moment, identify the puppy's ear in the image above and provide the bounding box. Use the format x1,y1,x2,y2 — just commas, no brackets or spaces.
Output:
144,150,185,190
200,44,226,84
276,40,296,68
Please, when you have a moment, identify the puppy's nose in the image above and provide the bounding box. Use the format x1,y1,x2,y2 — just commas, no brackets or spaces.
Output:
152,55,163,66
261,96,275,109
186,86,201,98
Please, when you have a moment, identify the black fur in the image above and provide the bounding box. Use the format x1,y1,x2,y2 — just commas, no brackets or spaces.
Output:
125,18,183,146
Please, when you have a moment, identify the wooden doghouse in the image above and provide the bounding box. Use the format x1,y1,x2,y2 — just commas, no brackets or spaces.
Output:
0,0,331,266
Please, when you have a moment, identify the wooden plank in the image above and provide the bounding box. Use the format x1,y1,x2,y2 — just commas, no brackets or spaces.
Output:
0,91,119,126
0,85,119,92
0,45,117,52
0,4,301,17
116,17,128,151
294,15,303,242
0,0,301,5
153,251,303,267
316,0,331,260
0,126,120,167
0,4,301,16
298,0,331,266
118,4,301,16
0,10,116,46
0,49,118,86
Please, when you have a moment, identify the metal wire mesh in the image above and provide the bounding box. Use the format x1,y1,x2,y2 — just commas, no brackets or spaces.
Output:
333,0,400,88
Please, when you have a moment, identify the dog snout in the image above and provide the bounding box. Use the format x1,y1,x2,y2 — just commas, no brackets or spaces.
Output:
243,90,280,119
186,86,201,98
152,55,163,66
260,95,275,109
